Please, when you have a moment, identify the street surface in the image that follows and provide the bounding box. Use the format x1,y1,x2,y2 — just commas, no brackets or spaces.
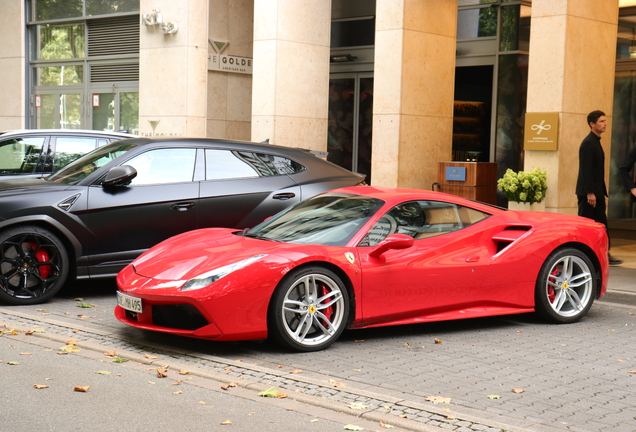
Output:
2,268,636,432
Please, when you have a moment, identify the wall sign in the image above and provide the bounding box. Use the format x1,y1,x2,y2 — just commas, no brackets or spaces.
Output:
524,112,559,151
446,167,467,181
208,38,252,74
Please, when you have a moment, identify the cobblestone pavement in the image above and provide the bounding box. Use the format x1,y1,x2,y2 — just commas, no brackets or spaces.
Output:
2,277,636,432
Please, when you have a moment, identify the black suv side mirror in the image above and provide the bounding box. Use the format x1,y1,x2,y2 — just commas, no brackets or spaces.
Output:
103,165,137,187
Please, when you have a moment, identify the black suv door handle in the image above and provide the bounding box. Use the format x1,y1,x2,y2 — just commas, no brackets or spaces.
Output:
273,192,296,201
171,202,195,211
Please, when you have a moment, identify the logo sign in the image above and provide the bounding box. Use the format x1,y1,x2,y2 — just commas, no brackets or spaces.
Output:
344,252,355,264
524,113,559,151
445,167,467,182
208,38,253,74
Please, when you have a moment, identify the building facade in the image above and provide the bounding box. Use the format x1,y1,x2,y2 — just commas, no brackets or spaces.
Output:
2,0,636,233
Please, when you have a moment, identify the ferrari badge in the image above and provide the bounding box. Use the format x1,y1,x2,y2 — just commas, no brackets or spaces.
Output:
345,252,355,264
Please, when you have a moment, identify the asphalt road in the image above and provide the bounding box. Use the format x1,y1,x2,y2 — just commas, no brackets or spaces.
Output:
2,276,636,432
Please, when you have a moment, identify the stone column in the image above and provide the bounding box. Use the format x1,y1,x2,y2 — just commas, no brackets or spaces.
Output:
139,0,209,137
372,0,457,188
0,0,25,130
251,0,331,150
525,0,618,214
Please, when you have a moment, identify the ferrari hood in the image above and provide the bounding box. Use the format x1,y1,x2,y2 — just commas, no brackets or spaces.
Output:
132,228,299,281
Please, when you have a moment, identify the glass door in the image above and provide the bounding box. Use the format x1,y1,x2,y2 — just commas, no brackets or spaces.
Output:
34,91,83,129
328,73,373,183
90,84,139,134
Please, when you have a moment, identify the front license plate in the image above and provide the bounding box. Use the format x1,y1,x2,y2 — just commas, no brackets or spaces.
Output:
117,292,143,313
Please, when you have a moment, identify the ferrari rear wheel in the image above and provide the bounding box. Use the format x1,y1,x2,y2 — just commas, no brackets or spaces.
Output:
0,226,69,305
535,247,595,324
269,266,349,352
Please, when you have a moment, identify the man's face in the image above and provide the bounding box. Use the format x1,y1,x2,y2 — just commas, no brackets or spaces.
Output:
590,116,607,135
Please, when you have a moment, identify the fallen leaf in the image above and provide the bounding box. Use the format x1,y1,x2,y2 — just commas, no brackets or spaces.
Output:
380,420,394,428
77,303,94,308
66,339,77,345
225,367,233,371
426,396,451,404
258,386,284,398
23,330,34,335
487,394,501,399
348,403,368,410
609,329,616,332
74,298,84,301
58,345,79,353
20,353,32,355
32,328,46,333
95,371,112,375
628,371,636,374
74,386,90,392
7,361,20,365
112,357,128,363
104,350,116,357
309,419,318,423
354,340,365,343
290,369,303,374
512,388,524,393
221,383,237,390
157,368,168,378
618,359,626,363
328,379,346,387
198,401,206,405
276,392,287,398
343,425,364,431
33,384,49,389
220,420,232,425
145,354,159,359
434,338,443,344
353,369,361,371
398,414,407,418
178,370,190,375
172,391,183,395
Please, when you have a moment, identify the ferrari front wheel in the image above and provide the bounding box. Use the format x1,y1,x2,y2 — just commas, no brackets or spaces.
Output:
0,226,69,305
535,247,595,324
269,267,349,352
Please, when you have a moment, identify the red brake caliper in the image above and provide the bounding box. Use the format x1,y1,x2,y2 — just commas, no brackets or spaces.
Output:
319,283,333,326
548,266,560,303
27,242,51,279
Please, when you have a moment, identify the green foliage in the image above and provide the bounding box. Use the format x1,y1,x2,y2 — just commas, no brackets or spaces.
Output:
497,167,547,204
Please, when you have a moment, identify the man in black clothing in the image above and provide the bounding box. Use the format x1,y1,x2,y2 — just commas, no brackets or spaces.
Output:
575,110,622,265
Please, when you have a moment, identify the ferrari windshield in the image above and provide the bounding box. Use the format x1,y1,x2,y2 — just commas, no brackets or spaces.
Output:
48,141,136,184
245,193,385,246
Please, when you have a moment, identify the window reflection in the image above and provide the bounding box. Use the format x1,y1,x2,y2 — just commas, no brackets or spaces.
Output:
36,23,85,60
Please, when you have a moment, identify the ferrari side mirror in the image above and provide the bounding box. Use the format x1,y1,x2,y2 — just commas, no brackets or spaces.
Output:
368,234,414,258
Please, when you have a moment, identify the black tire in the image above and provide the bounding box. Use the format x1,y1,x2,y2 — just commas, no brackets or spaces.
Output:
0,225,69,305
269,266,349,352
535,247,596,324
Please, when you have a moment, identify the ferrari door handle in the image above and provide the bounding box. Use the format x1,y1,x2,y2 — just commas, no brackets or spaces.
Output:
466,256,480,263
273,192,296,200
171,202,195,211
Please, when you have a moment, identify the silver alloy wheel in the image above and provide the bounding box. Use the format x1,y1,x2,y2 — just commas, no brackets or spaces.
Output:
280,273,346,348
544,254,593,318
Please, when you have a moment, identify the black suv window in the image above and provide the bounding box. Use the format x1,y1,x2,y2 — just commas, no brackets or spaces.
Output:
205,149,304,180
0,137,46,175
53,137,98,172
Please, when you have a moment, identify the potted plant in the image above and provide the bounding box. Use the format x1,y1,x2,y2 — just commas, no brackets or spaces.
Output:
497,167,547,211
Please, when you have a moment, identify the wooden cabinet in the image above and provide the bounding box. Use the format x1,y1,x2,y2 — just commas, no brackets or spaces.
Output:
435,161,498,205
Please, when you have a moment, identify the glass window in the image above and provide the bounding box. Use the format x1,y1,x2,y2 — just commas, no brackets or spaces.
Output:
36,65,83,86
35,0,83,20
0,137,46,175
86,0,139,16
53,137,97,171
360,201,490,246
119,92,139,134
36,23,85,60
205,149,259,180
499,5,531,52
331,18,375,48
126,148,196,185
36,94,56,129
457,7,497,39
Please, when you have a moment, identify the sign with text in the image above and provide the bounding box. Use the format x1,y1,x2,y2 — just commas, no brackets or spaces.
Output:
208,54,252,74
524,112,559,151
445,166,467,181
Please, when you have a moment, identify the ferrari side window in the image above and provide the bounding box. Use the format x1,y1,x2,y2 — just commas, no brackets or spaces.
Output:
360,201,490,246
126,148,197,185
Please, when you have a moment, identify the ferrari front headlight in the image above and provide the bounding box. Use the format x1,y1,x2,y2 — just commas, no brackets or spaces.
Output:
180,254,267,291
